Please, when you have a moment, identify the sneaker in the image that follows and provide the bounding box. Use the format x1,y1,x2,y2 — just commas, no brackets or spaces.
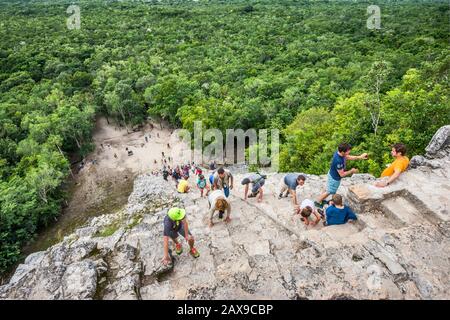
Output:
248,192,257,198
175,243,183,255
317,208,325,219
190,247,200,258
314,201,326,209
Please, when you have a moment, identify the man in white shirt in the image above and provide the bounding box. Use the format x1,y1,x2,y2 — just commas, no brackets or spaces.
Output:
208,189,231,228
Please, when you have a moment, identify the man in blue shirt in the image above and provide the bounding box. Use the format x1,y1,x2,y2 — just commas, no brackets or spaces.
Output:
316,143,367,207
278,173,306,206
324,194,357,226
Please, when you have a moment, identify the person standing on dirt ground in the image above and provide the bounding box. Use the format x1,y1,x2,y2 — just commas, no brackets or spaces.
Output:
145,135,148,143
163,167,169,181
101,143,104,149
162,207,200,265
114,153,118,159
167,143,170,149
208,189,231,228
315,143,368,208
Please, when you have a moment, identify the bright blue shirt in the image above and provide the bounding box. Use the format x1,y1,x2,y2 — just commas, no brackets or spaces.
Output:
329,151,346,181
325,205,357,226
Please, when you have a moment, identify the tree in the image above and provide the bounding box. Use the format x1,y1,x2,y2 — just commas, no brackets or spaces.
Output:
362,60,392,135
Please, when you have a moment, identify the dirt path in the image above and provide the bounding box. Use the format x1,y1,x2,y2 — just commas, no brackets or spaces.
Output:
22,116,191,255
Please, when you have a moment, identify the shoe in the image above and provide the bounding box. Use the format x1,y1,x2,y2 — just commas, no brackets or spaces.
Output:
317,208,325,219
190,247,200,258
218,211,224,219
278,193,283,199
314,201,326,209
175,243,183,255
248,192,257,198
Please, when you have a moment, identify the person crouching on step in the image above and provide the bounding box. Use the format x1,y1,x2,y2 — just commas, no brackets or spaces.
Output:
162,207,200,266
208,189,231,228
295,199,323,227
241,173,266,202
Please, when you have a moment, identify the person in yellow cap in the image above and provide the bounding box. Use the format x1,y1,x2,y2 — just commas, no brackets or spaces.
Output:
162,207,200,265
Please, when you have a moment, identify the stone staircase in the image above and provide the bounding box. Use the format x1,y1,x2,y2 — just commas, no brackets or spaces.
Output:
1,126,449,300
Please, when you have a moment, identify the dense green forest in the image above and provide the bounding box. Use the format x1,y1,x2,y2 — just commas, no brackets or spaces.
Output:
0,0,449,274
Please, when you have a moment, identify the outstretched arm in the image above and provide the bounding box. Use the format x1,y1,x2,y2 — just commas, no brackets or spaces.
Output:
225,202,232,221
376,168,402,188
209,204,215,226
311,210,321,225
346,153,368,161
338,168,358,178
290,189,298,206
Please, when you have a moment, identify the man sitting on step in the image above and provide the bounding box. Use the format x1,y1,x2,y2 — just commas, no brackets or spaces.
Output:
375,143,410,188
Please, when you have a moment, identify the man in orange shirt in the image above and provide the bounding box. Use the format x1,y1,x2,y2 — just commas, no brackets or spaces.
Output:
375,143,410,188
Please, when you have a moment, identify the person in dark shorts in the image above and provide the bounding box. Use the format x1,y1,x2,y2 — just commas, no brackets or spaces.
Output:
162,207,200,265
316,143,367,208
241,173,266,202
324,194,357,226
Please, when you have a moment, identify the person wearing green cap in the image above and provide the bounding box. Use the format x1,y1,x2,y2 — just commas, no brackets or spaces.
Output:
162,207,200,265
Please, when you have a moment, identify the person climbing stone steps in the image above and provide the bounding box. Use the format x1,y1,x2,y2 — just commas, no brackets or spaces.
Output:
207,189,231,228
162,207,200,266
